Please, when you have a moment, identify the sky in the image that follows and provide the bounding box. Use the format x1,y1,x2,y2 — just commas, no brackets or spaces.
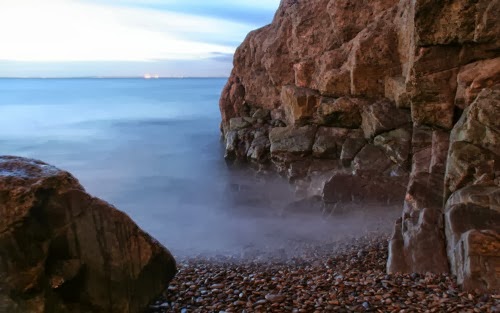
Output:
0,0,280,77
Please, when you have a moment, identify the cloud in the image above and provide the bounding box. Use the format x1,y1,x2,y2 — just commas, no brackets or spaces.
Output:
87,0,280,26
209,52,234,63
0,0,263,62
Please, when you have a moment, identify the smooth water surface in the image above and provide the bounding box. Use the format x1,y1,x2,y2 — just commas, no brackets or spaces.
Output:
0,78,390,257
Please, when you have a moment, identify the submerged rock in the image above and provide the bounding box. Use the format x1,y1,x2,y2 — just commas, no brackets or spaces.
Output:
0,156,176,313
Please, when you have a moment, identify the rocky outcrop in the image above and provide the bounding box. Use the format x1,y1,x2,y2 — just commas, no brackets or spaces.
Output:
0,156,176,312
444,87,500,291
219,0,500,291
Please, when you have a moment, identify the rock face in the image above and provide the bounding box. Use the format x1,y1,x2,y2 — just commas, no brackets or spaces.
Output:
219,0,500,291
0,156,177,312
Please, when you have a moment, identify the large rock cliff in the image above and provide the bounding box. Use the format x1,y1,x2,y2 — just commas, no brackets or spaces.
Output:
0,156,177,312
219,0,500,291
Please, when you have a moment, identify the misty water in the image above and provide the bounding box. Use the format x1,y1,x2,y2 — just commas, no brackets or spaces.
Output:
0,78,397,258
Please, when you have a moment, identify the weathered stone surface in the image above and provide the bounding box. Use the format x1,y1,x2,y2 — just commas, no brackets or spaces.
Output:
387,128,451,274
450,86,500,155
442,86,500,291
452,230,500,291
312,127,349,159
224,130,239,160
352,145,393,175
0,156,176,313
374,128,412,166
317,97,363,128
247,134,271,163
387,207,450,274
361,100,411,138
323,174,407,205
455,57,500,108
446,86,500,196
229,117,251,130
446,185,500,211
409,68,458,130
413,0,500,45
340,130,366,167
385,76,410,108
269,126,317,163
219,0,500,292
281,85,320,126
445,141,497,194
252,108,270,120
445,200,500,291
219,75,245,125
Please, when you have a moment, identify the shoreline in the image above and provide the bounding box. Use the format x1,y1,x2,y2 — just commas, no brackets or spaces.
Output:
150,235,499,313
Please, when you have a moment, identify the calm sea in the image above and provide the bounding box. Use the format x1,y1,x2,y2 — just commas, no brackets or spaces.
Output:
0,78,390,257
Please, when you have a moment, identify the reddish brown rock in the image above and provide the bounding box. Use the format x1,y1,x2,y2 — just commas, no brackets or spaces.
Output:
445,86,500,196
455,57,500,108
451,230,500,291
281,85,320,126
413,0,500,45
385,76,411,109
219,0,500,292
312,127,349,159
269,126,317,164
352,145,393,175
0,156,176,313
360,100,411,138
387,128,450,274
316,97,364,128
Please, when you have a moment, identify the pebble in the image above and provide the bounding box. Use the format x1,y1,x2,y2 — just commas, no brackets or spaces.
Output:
149,236,500,313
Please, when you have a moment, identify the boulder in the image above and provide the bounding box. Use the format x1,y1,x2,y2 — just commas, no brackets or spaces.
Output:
360,100,411,138
352,145,393,175
387,207,449,274
281,85,320,126
224,130,239,160
269,126,317,163
445,86,500,196
323,174,407,205
312,127,349,159
0,156,176,313
445,200,500,291
455,57,500,109
441,86,500,291
449,86,500,155
317,97,363,128
229,117,251,130
252,108,270,120
340,129,367,167
445,141,497,194
247,134,271,162
387,128,451,274
451,230,500,291
374,128,412,166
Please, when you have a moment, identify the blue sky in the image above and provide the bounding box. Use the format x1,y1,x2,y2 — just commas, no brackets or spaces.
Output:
0,0,280,77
